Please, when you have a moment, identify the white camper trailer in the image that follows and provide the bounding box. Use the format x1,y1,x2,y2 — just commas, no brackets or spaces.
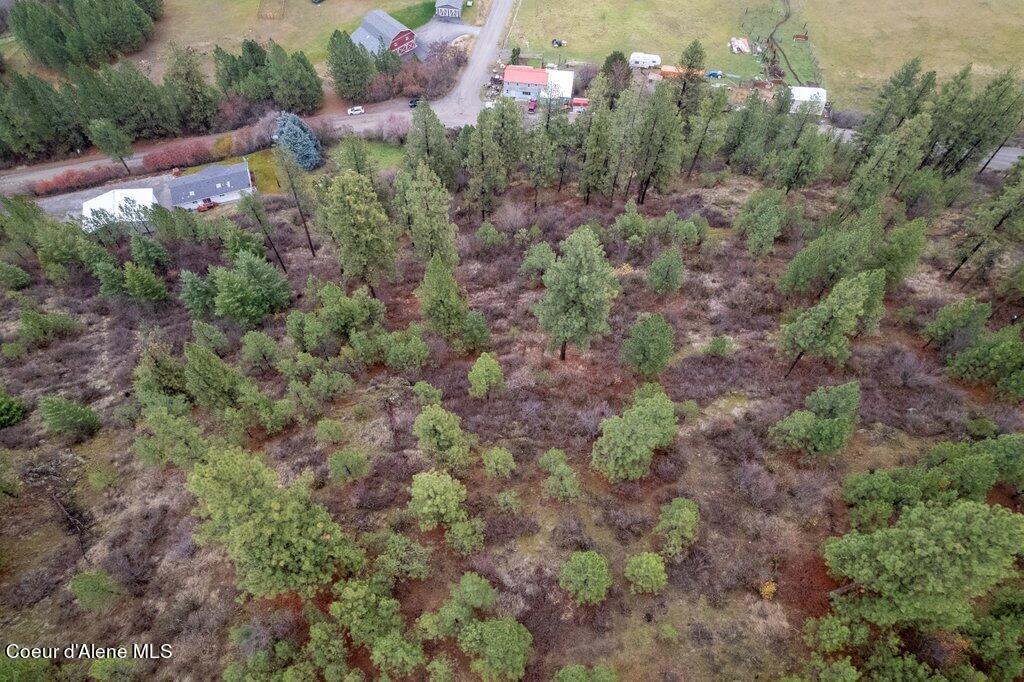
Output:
629,52,661,68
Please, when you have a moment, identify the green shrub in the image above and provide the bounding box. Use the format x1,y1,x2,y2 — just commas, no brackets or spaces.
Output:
426,654,456,682
621,313,675,377
210,252,291,327
382,325,429,372
770,381,861,456
560,551,612,605
457,309,491,354
86,461,119,491
240,331,280,371
0,390,28,429
475,221,506,248
129,235,170,271
329,449,370,484
554,663,618,682
39,396,101,440
192,320,228,353
967,417,999,439
482,446,515,479
702,335,735,357
315,418,346,446
68,569,121,611
468,352,505,398
623,552,667,594
591,384,677,483
655,497,699,556
445,516,485,555
408,470,468,531
0,261,30,290
496,489,522,513
179,270,217,318
89,658,137,681
123,261,168,301
657,624,680,645
520,242,556,282
91,261,126,298
457,618,533,681
413,404,473,470
646,248,684,295
413,381,442,406
16,307,77,348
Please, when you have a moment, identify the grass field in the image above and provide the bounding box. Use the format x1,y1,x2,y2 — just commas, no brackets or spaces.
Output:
509,0,765,79
799,0,1024,109
129,0,434,78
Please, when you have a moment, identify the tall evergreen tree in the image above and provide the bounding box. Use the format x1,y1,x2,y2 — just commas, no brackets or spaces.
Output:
633,83,683,204
86,118,132,173
607,85,646,199
0,73,85,158
395,162,458,267
463,109,506,219
855,58,934,161
577,99,614,204
9,0,71,69
777,128,829,193
327,29,376,102
274,112,323,170
535,227,619,360
947,170,1024,280
164,45,218,133
266,42,323,114
675,39,707,130
318,170,398,296
523,128,557,208
405,103,458,189
492,97,525,180
681,87,728,177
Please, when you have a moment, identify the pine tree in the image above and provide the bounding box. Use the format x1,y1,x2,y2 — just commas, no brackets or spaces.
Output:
675,39,707,129
621,313,675,377
39,395,101,440
123,261,167,301
577,100,614,204
273,112,323,170
327,29,376,102
405,103,458,189
265,42,323,114
337,135,376,179
86,118,132,173
681,88,728,177
633,83,683,204
778,128,829,193
646,247,684,295
416,256,468,338
778,273,872,375
0,73,85,159
535,227,619,360
947,169,1024,280
209,252,291,327
467,352,505,398
463,109,506,219
394,162,458,267
736,188,786,257
318,170,397,295
164,45,218,133
855,59,934,161
9,0,72,69
273,144,316,256
607,85,646,199
771,381,861,455
523,128,557,208
875,218,927,290
492,97,524,180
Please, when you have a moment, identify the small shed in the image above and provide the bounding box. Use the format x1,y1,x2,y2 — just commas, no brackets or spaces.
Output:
544,68,575,102
82,188,156,227
570,97,590,113
435,0,463,20
790,86,827,115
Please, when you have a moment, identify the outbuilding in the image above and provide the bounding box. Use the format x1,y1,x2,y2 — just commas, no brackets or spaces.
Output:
169,160,253,211
435,0,463,20
352,9,417,56
629,52,661,68
789,86,828,115
81,188,156,228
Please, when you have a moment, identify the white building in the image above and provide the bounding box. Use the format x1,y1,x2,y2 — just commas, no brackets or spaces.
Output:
790,86,828,116
629,52,661,68
81,188,156,228
501,65,575,103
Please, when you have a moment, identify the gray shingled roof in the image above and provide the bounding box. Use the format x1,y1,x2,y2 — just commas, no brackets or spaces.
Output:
435,0,463,9
168,161,251,206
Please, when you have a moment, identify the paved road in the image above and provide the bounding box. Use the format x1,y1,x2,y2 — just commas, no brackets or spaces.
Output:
0,0,517,199
823,125,1022,171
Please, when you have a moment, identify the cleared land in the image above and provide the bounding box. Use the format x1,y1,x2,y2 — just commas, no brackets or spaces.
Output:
130,0,435,78
508,0,764,79
799,0,1024,109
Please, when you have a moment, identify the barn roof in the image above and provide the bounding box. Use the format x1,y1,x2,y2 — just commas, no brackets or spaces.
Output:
435,0,463,8
169,161,251,206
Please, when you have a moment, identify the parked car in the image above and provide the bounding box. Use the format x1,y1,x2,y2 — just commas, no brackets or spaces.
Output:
483,101,496,109
196,198,219,213
707,70,723,79
409,98,421,108
527,99,538,114
311,0,325,4
347,106,365,116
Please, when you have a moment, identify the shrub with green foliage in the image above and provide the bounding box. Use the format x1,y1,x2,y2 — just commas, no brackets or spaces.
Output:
123,261,168,301
770,381,861,456
560,551,612,605
13,307,77,349
539,448,581,501
646,247,684,295
482,446,515,479
39,396,100,440
240,331,280,371
192,320,228,353
133,406,210,466
702,335,735,357
613,200,648,247
329,449,370,484
380,325,430,372
445,516,485,555
129,235,170,271
179,269,217,318
0,261,30,290
0,390,28,429
620,313,675,377
209,252,291,327
497,489,522,513
655,497,699,556
591,384,677,482
413,404,473,470
736,188,786,257
314,418,346,446
468,352,506,398
458,617,533,681
183,342,244,409
68,569,121,612
475,221,506,248
408,469,468,531
520,242,556,283
413,381,442,406
624,552,667,594
947,324,1024,400
554,664,619,682
922,298,991,349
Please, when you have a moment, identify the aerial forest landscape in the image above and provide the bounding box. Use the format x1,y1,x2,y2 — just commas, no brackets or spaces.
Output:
0,0,1023,680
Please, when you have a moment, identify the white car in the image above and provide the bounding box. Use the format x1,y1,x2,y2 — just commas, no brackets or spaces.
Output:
347,106,365,116
483,101,496,109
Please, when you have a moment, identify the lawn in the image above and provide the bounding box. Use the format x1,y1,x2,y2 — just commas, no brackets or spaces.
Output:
799,0,1024,110
128,0,435,78
331,140,405,171
509,0,765,79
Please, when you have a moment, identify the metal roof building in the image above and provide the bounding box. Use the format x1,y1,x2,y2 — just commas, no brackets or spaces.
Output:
352,9,417,55
168,160,253,210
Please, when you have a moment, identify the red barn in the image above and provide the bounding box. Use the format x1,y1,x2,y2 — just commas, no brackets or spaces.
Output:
352,10,417,56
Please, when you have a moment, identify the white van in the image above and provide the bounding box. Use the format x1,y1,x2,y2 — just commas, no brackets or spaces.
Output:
347,106,365,116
